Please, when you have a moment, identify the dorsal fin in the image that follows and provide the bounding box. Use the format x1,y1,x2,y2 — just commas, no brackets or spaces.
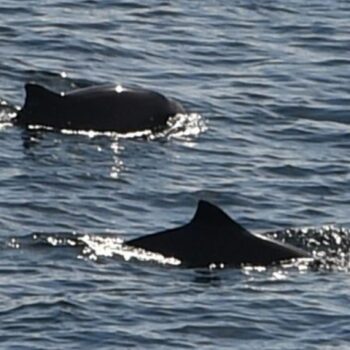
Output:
24,83,61,104
191,200,252,235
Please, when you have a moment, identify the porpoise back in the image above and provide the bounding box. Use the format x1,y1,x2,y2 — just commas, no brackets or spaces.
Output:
15,83,185,133
127,201,310,268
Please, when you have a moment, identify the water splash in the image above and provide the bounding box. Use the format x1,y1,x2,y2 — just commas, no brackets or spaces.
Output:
78,234,181,266
0,99,18,127
30,113,206,141
6,232,181,266
151,113,207,140
265,225,350,272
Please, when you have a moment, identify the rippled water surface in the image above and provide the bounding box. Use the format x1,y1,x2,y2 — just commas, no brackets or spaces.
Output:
1,1,350,349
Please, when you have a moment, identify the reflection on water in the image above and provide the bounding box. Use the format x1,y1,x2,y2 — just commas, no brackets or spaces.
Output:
110,141,124,179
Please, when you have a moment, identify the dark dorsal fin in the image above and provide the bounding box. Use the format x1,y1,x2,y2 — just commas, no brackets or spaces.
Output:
191,200,252,236
24,83,61,104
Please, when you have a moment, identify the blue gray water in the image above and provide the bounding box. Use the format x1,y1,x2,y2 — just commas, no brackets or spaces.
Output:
1,1,350,349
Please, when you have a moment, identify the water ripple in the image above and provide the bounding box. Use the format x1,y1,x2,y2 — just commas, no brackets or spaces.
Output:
1,0,350,349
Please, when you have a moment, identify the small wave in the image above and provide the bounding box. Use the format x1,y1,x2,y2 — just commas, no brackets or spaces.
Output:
0,122,13,130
